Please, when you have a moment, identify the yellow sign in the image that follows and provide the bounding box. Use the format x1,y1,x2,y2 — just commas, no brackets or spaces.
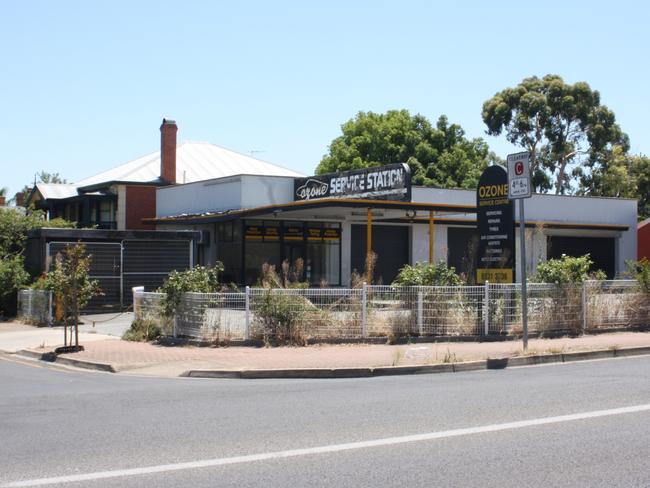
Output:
477,268,513,284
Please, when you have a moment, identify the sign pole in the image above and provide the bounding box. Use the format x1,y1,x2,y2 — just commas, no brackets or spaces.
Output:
507,151,532,352
518,198,528,350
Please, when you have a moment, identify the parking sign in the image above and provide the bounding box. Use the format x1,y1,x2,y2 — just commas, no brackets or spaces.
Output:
507,152,531,199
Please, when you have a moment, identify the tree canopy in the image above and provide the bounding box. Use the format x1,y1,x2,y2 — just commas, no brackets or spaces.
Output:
317,110,498,189
579,148,650,219
482,74,628,194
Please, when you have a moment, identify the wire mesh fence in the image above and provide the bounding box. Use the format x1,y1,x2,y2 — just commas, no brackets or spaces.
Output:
127,280,650,342
17,290,52,326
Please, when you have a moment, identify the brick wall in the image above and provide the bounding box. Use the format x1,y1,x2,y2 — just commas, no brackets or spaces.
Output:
125,185,157,230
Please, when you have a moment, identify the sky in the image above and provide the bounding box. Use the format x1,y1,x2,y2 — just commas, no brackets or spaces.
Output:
1,0,648,197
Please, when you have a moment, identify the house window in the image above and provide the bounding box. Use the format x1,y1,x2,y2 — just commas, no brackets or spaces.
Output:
99,201,113,222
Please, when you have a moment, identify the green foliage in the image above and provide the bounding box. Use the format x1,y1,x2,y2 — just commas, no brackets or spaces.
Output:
122,318,161,342
626,258,650,293
317,110,498,189
158,264,224,317
42,243,102,314
482,74,628,194
531,254,606,284
392,261,462,286
0,208,74,258
0,208,73,317
254,290,307,346
0,255,30,316
580,149,650,220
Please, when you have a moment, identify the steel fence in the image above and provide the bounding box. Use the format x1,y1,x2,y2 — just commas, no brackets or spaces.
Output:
128,280,649,341
17,289,52,326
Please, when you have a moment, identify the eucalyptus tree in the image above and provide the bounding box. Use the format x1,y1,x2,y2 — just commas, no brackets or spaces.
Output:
482,74,628,194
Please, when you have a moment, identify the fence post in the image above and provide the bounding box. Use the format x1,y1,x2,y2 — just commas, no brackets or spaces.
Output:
132,286,144,318
417,289,423,336
582,281,587,333
245,286,251,341
48,291,53,327
362,282,368,338
484,281,490,336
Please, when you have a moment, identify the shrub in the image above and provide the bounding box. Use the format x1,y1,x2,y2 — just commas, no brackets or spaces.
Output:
626,258,650,292
158,263,224,317
0,255,30,317
392,260,462,287
254,289,307,346
531,254,606,284
253,259,310,345
122,318,161,342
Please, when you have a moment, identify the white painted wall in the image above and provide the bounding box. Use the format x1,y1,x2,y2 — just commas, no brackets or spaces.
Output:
240,175,295,209
156,175,296,218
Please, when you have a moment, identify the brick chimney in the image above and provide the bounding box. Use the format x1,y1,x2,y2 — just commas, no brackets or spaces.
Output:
0,196,5,206
15,191,26,207
160,118,177,184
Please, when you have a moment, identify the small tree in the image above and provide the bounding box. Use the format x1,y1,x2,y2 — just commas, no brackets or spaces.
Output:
42,243,101,350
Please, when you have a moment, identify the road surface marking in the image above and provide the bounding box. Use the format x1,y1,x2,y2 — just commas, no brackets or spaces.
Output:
4,403,650,487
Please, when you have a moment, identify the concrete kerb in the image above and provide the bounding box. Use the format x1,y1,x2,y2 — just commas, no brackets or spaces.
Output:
182,345,650,379
9,345,650,379
15,349,116,373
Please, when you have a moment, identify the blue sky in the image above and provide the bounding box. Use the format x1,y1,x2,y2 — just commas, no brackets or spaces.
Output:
1,0,648,196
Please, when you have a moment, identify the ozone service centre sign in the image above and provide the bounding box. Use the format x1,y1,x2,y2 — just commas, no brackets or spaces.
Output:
294,163,411,202
476,165,514,283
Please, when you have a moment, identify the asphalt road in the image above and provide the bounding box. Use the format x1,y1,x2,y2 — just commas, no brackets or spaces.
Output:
1,355,649,487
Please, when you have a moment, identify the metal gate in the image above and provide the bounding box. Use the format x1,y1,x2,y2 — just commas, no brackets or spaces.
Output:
46,240,193,311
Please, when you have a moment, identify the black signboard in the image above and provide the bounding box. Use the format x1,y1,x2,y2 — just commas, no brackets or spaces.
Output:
294,163,411,202
476,165,514,283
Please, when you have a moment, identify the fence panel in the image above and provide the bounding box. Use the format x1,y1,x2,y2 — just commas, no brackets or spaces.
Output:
586,280,649,330
488,283,584,335
17,290,52,326
129,280,649,342
249,288,365,340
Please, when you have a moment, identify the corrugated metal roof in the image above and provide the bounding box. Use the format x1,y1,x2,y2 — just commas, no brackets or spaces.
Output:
76,141,304,188
35,183,79,200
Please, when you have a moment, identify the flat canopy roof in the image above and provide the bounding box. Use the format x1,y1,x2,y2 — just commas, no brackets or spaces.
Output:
147,198,477,225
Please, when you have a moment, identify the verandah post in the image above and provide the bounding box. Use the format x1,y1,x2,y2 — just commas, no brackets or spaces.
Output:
362,282,368,338
484,281,490,336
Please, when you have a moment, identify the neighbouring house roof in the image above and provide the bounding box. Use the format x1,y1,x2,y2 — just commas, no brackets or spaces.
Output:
76,141,303,189
31,141,304,202
33,183,79,200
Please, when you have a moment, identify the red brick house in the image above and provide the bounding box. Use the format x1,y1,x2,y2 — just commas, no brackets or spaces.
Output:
28,119,301,230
